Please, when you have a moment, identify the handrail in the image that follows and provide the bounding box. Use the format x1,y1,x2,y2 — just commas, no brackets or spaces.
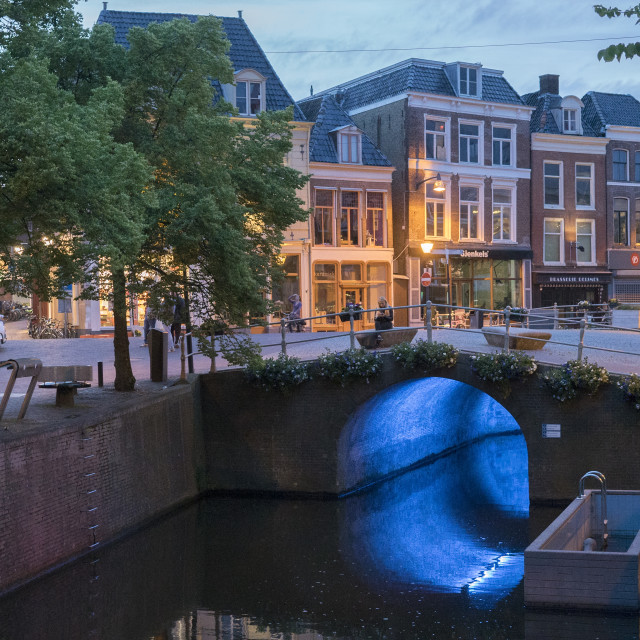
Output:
578,470,608,547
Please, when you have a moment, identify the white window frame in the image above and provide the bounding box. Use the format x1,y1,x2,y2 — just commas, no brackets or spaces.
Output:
424,115,450,162
339,189,361,246
458,119,483,165
313,187,336,247
365,190,387,247
233,69,266,117
459,180,484,241
563,109,577,133
612,148,629,182
614,197,630,246
576,219,596,266
543,160,563,209
424,196,447,239
543,218,565,266
492,123,515,167
491,185,516,243
459,65,479,97
575,162,595,210
337,129,362,164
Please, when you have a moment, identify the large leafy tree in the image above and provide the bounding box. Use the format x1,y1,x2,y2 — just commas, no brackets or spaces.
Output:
1,4,308,391
595,4,640,60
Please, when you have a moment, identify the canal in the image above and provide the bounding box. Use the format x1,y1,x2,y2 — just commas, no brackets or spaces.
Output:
0,434,636,640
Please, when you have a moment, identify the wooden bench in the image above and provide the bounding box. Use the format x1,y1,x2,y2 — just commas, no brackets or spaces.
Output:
481,326,551,351
38,365,93,407
0,358,43,420
356,328,418,350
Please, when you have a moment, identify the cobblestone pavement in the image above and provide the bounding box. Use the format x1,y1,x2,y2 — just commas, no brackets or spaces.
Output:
2,312,640,426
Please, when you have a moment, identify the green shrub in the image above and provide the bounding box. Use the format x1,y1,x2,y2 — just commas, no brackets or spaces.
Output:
471,351,537,396
391,339,458,371
245,353,311,391
317,347,382,386
541,358,609,402
618,373,640,410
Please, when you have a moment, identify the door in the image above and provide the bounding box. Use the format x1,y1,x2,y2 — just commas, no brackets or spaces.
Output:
342,287,366,331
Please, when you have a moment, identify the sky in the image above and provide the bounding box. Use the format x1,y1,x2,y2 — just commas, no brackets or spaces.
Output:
78,0,640,102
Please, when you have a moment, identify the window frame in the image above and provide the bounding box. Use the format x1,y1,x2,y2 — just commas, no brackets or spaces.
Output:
576,219,596,265
491,185,515,243
543,218,565,265
233,69,266,117
459,65,479,97
338,131,362,164
635,198,640,246
635,151,640,183
365,190,386,247
575,162,595,210
612,149,629,182
313,188,336,246
458,119,483,165
339,189,361,246
543,160,564,209
459,182,483,241
424,115,450,162
492,123,515,167
614,197,630,246
563,109,577,133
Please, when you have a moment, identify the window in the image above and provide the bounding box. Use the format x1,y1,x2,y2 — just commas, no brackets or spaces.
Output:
576,220,594,264
313,262,338,325
614,197,629,245
313,189,334,246
459,123,480,163
272,255,300,315
492,188,513,241
236,81,261,115
425,118,447,160
636,199,640,246
365,192,385,246
636,151,640,182
340,191,360,246
339,132,360,164
563,109,577,133
543,219,564,264
492,126,512,166
460,186,480,240
575,163,593,208
543,161,562,207
460,66,478,96
613,149,628,181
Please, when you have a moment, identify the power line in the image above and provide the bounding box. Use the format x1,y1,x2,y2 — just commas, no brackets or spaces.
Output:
265,35,639,55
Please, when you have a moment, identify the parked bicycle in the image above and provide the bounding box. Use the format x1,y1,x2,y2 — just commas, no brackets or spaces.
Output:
28,316,73,339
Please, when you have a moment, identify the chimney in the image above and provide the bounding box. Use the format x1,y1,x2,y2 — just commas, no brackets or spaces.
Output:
539,74,559,95
102,2,108,10
237,10,243,19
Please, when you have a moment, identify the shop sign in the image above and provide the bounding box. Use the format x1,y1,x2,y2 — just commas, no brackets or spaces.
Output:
539,275,609,284
461,250,489,258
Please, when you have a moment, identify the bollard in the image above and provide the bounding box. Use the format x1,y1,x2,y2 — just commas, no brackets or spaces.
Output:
97,361,103,387
577,318,586,361
280,318,287,355
503,307,511,354
426,300,433,344
180,336,187,382
149,328,168,382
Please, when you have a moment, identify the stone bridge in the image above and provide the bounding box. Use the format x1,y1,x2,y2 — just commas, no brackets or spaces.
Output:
201,352,640,503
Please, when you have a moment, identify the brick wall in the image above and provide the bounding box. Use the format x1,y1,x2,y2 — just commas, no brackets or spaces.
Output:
0,383,203,595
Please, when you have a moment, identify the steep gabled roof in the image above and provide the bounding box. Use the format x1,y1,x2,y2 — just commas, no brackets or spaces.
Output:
300,58,525,112
297,95,391,167
96,9,305,120
522,90,600,137
582,91,640,134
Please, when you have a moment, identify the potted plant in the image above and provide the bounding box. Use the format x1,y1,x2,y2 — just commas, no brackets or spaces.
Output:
339,303,363,322
608,298,619,309
508,307,529,324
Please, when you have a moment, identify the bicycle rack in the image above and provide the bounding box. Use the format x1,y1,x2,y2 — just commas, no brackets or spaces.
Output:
0,358,43,421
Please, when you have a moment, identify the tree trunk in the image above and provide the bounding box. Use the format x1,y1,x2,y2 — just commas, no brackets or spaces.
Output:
112,267,136,391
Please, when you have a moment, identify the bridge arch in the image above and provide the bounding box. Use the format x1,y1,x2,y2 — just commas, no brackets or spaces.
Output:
338,377,529,510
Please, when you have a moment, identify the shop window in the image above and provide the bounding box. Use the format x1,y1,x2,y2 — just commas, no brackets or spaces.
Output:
340,191,360,246
492,188,513,241
460,185,481,240
314,189,334,246
575,163,594,208
613,149,628,181
614,197,629,245
543,218,564,264
576,220,594,264
543,161,562,208
272,255,300,315
313,262,337,325
365,192,385,246
341,263,362,281
366,262,389,322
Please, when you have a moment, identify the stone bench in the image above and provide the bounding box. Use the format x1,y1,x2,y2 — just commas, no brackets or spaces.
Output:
481,327,551,351
38,365,93,407
356,328,418,350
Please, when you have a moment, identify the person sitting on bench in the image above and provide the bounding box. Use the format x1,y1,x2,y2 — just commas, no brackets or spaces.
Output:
374,297,393,332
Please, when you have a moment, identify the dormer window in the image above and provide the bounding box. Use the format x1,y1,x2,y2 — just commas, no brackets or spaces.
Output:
334,126,361,164
233,69,266,116
460,66,478,96
563,109,577,133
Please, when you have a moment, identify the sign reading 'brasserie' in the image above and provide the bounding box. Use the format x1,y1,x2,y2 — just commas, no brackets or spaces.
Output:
547,276,602,283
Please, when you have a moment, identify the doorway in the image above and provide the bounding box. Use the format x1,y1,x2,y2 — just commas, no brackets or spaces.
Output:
342,287,366,330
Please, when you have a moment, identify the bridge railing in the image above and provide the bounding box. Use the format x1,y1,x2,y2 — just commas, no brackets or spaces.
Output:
232,301,640,369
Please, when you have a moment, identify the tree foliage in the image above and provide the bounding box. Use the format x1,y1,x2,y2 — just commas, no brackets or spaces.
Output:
595,4,640,60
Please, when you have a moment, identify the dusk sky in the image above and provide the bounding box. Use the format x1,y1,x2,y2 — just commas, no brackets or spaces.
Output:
78,0,640,102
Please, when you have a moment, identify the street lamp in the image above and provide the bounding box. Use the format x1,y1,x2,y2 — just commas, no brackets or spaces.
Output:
415,173,445,192
569,241,585,264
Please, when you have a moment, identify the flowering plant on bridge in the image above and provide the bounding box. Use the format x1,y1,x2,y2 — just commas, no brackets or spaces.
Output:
316,347,382,386
391,339,458,371
507,307,529,324
541,358,609,402
618,374,640,410
245,353,311,391
470,351,537,397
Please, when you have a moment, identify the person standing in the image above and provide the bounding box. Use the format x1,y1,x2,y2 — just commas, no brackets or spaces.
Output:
288,294,303,332
170,295,185,349
142,303,156,346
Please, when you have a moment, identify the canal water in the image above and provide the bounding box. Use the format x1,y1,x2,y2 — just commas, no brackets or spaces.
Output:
0,434,637,640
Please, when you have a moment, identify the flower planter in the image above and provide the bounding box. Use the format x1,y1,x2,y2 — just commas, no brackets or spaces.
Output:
339,311,362,322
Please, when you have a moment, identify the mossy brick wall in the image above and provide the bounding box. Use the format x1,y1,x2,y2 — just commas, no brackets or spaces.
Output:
0,383,203,595
200,352,640,502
